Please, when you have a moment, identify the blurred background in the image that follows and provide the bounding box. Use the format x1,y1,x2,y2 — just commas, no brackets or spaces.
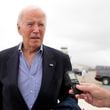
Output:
0,0,110,109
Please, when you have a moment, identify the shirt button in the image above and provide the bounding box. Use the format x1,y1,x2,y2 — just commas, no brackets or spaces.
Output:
30,90,33,93
30,105,32,109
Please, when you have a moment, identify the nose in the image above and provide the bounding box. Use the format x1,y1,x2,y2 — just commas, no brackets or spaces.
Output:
33,24,39,33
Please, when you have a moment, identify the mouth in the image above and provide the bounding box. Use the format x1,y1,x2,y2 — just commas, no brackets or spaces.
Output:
30,36,40,40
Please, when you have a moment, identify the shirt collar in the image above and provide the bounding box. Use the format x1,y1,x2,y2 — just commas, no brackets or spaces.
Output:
18,42,43,53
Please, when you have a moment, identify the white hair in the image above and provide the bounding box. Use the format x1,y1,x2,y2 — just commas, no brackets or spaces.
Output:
17,5,46,24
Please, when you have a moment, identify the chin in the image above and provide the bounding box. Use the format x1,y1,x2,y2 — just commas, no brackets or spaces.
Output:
30,44,41,49
29,41,42,48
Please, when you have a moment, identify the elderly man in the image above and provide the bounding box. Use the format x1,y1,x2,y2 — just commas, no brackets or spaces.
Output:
0,6,81,110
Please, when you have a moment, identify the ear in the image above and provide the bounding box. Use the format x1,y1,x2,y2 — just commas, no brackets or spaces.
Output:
17,24,21,35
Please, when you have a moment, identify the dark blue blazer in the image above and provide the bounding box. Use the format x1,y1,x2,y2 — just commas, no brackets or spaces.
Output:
0,45,81,110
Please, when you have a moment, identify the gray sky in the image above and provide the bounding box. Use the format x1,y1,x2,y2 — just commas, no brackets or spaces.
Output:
0,0,110,66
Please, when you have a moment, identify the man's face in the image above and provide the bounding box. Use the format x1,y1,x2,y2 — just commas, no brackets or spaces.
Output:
18,9,46,49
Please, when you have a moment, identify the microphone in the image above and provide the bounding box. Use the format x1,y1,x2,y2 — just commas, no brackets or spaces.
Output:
67,70,83,95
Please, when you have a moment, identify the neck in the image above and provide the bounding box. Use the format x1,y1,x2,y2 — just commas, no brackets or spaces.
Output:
22,46,40,65
22,44,40,54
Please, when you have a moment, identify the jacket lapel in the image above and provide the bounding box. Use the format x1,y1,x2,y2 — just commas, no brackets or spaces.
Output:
32,46,56,109
6,48,28,109
6,49,19,86
42,46,56,89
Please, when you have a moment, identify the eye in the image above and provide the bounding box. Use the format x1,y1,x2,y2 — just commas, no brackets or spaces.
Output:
38,22,45,27
27,22,34,27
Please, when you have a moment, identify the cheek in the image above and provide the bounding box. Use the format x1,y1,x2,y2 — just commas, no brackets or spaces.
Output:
21,27,32,35
40,34,45,42
24,30,32,35
40,30,45,38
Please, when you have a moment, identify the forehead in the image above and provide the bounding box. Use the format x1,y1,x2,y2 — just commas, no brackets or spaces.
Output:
20,8,46,22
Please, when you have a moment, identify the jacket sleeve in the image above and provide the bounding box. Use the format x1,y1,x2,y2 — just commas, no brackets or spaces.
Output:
0,53,3,109
0,81,3,109
58,54,72,101
56,55,81,110
53,97,81,110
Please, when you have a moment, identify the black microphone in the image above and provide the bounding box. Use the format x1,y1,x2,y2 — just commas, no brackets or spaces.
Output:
67,70,83,95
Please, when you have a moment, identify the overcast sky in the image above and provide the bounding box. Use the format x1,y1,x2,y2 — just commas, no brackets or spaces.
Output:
0,0,110,67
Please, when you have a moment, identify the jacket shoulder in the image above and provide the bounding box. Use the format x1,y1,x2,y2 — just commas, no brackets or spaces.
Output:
0,45,18,60
44,45,69,58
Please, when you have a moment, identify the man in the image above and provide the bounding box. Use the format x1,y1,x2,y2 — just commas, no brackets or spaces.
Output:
71,83,110,108
0,6,81,110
